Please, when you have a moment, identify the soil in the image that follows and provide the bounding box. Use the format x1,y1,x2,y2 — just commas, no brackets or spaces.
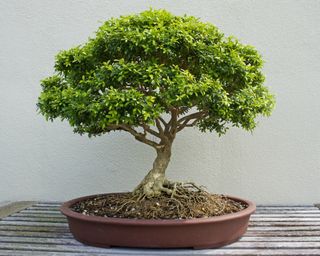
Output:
72,185,247,219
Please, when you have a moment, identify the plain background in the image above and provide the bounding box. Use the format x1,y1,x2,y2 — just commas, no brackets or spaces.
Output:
0,0,319,204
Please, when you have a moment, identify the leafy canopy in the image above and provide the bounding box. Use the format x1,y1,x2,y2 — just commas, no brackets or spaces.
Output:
38,9,274,142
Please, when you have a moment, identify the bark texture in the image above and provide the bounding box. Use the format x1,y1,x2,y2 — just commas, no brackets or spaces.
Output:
105,109,206,198
134,144,172,197
131,109,207,198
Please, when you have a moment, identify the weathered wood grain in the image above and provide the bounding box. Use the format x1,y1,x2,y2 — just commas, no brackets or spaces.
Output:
19,210,62,214
0,230,73,238
0,201,35,219
4,216,68,223
0,247,320,256
0,224,69,232
0,203,319,255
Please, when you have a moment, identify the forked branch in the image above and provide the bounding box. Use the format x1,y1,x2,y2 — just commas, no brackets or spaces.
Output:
106,124,161,149
167,108,179,136
155,119,165,136
177,111,208,132
141,124,161,138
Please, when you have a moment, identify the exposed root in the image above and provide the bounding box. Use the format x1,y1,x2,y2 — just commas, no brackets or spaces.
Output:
72,181,247,219
133,180,207,201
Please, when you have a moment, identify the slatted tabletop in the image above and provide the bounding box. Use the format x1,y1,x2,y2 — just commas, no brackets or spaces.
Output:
0,202,320,255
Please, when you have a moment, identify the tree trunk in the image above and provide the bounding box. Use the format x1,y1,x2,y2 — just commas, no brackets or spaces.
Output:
133,143,172,197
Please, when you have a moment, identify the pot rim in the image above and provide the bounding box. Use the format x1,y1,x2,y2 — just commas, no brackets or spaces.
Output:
60,193,256,226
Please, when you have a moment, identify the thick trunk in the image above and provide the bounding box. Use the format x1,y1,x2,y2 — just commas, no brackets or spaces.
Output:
133,143,172,197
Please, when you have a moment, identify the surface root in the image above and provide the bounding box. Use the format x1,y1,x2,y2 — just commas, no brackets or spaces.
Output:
72,181,247,219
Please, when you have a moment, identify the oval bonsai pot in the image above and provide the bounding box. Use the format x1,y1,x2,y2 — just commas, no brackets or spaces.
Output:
60,193,256,249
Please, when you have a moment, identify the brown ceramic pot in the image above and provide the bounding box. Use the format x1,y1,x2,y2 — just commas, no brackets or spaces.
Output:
60,193,255,249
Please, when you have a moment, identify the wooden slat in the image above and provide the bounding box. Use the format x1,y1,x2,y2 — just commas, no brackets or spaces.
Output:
2,221,320,231
250,218,320,221
10,213,67,218
255,210,319,215
249,221,320,226
19,210,62,214
0,251,111,256
240,236,320,242
1,236,320,249
0,236,81,245
0,202,319,255
226,241,320,249
2,231,320,242
0,201,36,219
27,206,61,210
25,205,60,209
1,247,320,256
0,225,69,232
245,230,320,236
0,242,112,253
3,216,68,223
251,214,320,217
257,204,315,208
36,202,62,206
0,230,73,238
257,207,319,211
0,221,68,227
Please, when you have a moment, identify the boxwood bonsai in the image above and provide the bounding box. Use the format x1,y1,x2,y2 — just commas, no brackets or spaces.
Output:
38,9,274,203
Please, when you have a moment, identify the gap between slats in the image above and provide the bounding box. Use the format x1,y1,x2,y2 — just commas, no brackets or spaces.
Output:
1,203,320,255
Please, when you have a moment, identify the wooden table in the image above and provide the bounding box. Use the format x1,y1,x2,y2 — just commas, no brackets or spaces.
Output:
0,202,320,255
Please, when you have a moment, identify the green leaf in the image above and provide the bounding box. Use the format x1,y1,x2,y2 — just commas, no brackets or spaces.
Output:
38,9,275,137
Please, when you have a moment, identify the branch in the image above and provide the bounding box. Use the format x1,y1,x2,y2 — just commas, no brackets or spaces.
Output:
178,110,207,124
155,119,164,135
177,117,201,132
158,116,167,127
177,110,208,132
104,124,124,132
157,116,171,135
167,107,179,137
117,124,161,149
135,135,160,149
141,124,161,138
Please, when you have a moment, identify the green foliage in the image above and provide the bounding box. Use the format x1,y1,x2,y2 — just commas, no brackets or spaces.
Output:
38,9,275,136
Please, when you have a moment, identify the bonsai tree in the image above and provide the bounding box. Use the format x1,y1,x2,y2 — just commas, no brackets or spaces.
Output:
38,9,275,199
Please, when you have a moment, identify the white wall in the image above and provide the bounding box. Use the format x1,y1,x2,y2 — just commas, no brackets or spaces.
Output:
1,0,319,204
